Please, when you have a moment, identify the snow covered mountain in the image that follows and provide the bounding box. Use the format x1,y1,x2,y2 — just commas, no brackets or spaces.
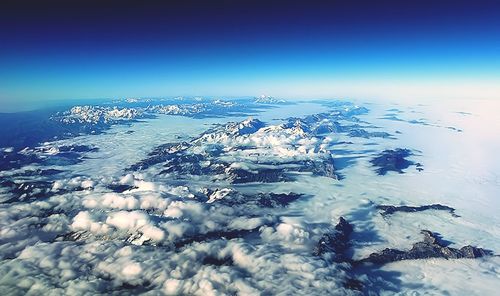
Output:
0,98,498,295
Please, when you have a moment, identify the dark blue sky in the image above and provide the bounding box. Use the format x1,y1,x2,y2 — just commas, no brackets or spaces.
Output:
1,0,499,110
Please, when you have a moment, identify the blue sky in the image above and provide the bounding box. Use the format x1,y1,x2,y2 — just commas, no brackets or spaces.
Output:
1,0,499,111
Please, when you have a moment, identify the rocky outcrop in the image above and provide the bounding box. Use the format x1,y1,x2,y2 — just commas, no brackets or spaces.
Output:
13,169,64,177
256,192,303,207
313,217,353,262
173,227,263,249
129,142,190,171
204,189,304,208
58,145,99,153
359,230,492,264
127,105,391,185
0,180,54,203
225,167,289,184
107,183,138,193
0,151,42,171
296,157,338,179
348,129,392,139
312,217,495,293
377,204,459,217
371,148,419,175
1,145,98,172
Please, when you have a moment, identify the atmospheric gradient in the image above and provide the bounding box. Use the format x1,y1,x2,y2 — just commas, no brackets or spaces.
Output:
0,1,499,295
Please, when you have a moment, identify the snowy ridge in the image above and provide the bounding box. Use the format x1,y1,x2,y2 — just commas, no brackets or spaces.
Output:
0,99,498,295
52,105,145,124
254,95,286,104
146,100,237,116
51,99,249,126
139,114,340,186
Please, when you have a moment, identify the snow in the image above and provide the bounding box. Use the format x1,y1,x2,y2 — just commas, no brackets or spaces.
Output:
55,105,143,124
206,188,233,203
0,98,499,295
1,147,14,153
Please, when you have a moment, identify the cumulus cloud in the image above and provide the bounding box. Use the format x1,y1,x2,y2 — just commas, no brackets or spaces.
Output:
2,99,496,295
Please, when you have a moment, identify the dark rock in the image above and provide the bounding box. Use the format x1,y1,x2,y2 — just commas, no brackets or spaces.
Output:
113,282,153,294
370,148,418,175
174,227,262,249
359,230,493,264
202,256,234,266
377,204,459,217
296,157,338,179
42,154,84,166
312,123,338,135
348,129,392,139
0,151,41,171
107,183,138,193
447,126,463,132
129,142,190,171
0,179,55,203
13,168,64,177
283,119,312,134
41,169,65,176
212,190,303,208
226,167,288,184
284,108,381,138
0,178,88,204
126,232,152,245
0,108,108,151
59,230,93,242
257,192,303,207
257,157,339,180
58,145,99,153
0,145,99,171
159,153,205,175
59,230,159,247
458,245,492,258
313,217,354,262
343,278,364,291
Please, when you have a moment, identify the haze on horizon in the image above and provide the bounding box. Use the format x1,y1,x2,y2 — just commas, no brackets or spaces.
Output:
1,0,499,112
